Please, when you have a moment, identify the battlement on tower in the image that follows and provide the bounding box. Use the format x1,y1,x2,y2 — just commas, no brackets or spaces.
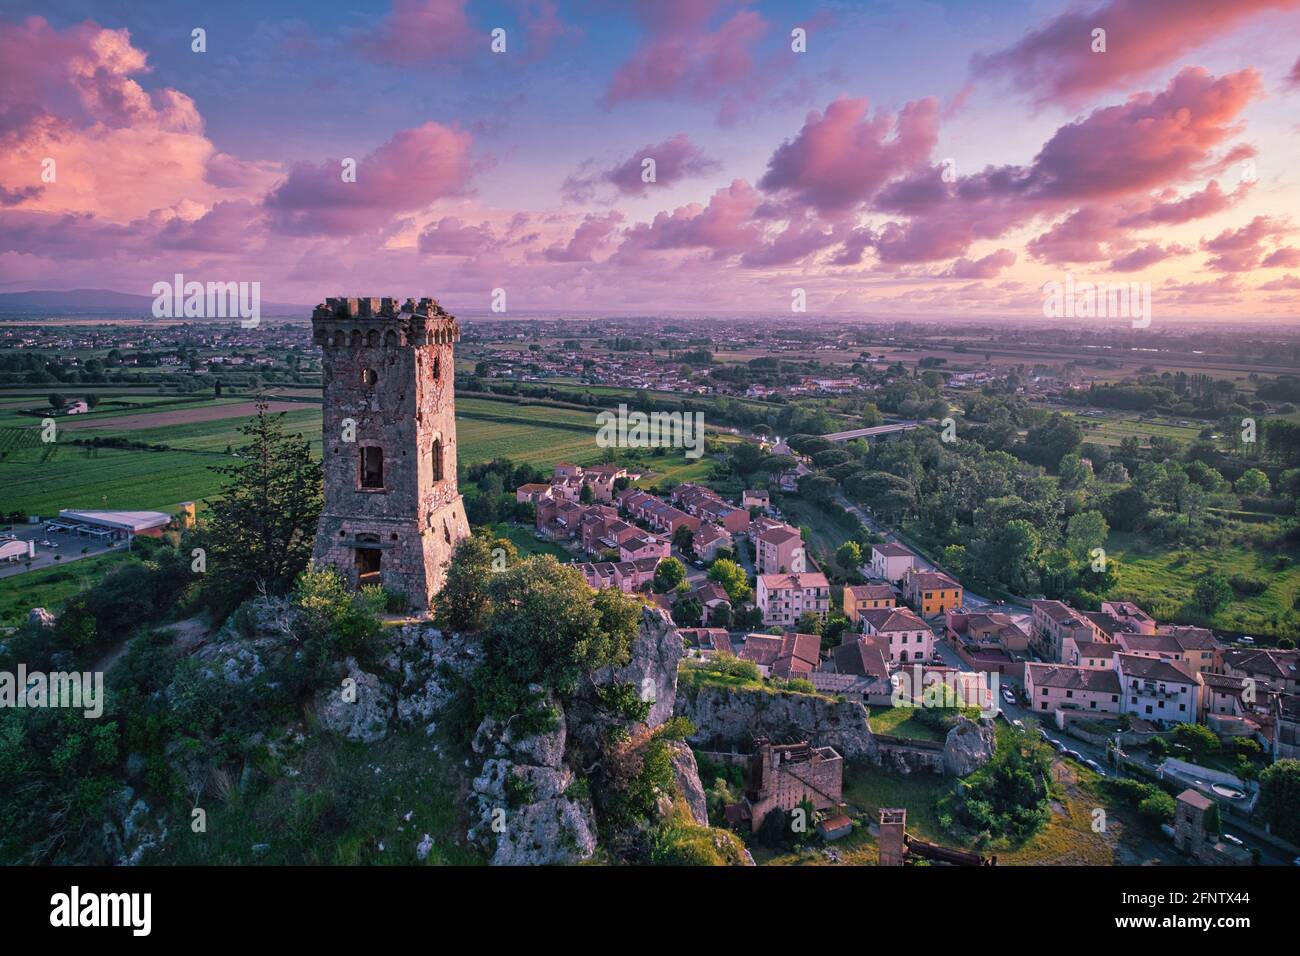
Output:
311,296,460,347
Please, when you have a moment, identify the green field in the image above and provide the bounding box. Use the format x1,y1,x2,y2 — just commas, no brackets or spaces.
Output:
1107,530,1300,638
1063,411,1206,448
0,551,138,626
0,394,624,516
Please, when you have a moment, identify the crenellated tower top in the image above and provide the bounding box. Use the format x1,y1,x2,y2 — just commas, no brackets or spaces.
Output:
311,296,460,348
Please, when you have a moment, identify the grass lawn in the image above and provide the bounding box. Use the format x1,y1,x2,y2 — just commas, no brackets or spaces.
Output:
1107,529,1300,638
866,706,951,743
487,522,571,560
0,551,138,626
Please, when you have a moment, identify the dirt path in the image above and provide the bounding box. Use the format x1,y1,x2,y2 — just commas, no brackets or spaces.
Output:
95,615,212,674
58,402,305,432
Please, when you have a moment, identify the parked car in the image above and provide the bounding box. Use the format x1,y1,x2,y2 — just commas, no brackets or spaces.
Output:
1037,728,1050,741
1222,833,1244,847
1002,688,1016,704
1011,719,1024,730
1065,749,1083,761
1239,636,1255,645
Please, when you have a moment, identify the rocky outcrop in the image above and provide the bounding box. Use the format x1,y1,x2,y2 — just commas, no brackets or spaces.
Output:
101,787,167,866
28,607,56,629
589,605,682,729
667,741,709,826
675,683,879,761
876,741,946,775
313,657,393,743
467,688,598,866
942,715,997,776
384,624,477,733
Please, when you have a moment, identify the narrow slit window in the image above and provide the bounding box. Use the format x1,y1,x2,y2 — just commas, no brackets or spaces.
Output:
360,446,384,488
432,438,443,481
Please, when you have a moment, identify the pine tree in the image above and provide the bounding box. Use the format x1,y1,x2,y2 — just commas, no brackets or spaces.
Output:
200,401,322,615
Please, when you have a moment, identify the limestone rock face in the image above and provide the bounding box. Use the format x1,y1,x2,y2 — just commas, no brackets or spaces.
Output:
566,605,686,766
667,741,709,826
314,657,393,743
591,605,682,728
101,787,167,866
675,684,879,761
386,624,476,732
28,607,56,629
943,716,997,777
467,690,598,866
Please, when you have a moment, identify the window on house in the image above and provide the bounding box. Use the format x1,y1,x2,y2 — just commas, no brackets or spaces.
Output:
360,446,384,488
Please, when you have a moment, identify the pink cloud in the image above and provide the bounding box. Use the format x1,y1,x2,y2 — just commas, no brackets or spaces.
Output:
1109,243,1188,271
945,249,1017,278
263,122,474,235
615,179,762,263
758,97,939,214
1201,215,1291,271
355,0,474,62
418,216,499,256
1263,247,1300,267
0,17,268,225
873,69,1262,267
1118,180,1247,227
543,212,623,262
1289,56,1300,87
603,1,767,116
973,0,1300,107
562,134,719,203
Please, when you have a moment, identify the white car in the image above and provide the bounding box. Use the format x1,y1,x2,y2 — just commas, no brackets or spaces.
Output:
1222,833,1244,847
1002,689,1016,704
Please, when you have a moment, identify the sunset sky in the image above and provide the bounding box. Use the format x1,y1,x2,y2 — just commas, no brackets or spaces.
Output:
2,0,1300,319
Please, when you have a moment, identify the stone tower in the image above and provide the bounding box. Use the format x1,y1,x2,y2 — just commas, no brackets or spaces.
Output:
878,808,908,866
310,296,469,610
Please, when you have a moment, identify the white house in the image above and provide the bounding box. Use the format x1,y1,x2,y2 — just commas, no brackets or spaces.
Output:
859,607,934,665
757,571,830,628
1116,654,1201,727
868,542,916,583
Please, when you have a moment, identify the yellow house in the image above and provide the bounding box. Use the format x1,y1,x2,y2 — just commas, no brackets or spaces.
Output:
843,583,897,623
903,570,963,618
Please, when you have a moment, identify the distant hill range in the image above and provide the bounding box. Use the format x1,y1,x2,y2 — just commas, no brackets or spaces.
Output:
0,288,311,316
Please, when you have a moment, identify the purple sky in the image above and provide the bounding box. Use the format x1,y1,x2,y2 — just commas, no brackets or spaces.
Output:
2,0,1300,319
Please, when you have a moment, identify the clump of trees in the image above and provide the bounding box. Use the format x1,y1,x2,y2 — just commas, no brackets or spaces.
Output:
945,727,1052,842
435,541,644,724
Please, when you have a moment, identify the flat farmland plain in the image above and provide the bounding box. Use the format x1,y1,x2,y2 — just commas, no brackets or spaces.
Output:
0,394,612,515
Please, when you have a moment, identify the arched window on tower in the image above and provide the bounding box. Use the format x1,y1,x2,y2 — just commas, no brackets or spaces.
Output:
432,354,441,379
431,438,444,481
